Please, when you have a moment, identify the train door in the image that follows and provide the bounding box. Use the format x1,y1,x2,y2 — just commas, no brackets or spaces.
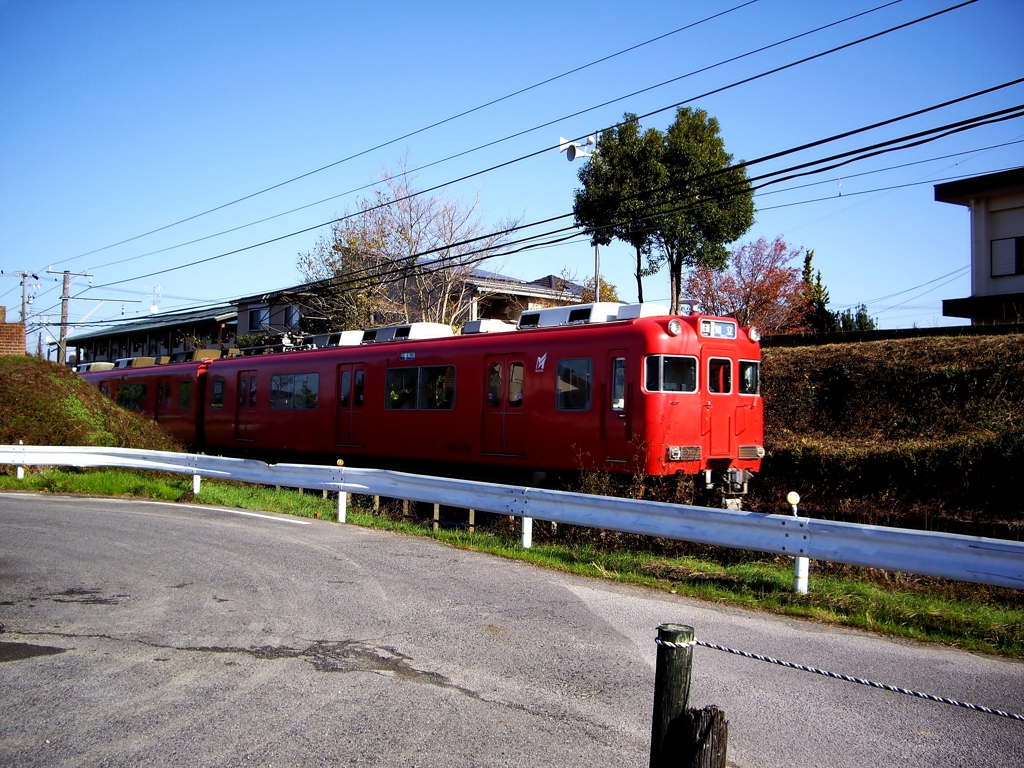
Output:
335,363,366,447
482,354,526,456
603,351,629,463
702,349,733,457
235,369,257,441
155,377,171,420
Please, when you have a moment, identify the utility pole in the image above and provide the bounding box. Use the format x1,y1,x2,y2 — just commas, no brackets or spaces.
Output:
14,271,40,352
46,267,90,366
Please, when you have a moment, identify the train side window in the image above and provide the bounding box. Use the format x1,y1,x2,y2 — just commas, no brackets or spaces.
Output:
340,371,351,407
385,368,418,410
708,358,732,394
239,377,248,406
354,371,364,407
644,355,697,392
739,361,759,395
508,363,524,408
556,358,591,411
211,377,225,408
249,376,258,407
487,363,502,408
179,381,192,409
272,373,319,410
418,366,455,410
163,382,172,408
611,358,626,410
117,383,146,411
100,381,111,398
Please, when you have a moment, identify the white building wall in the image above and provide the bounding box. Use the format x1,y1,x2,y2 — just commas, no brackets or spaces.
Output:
970,191,1024,297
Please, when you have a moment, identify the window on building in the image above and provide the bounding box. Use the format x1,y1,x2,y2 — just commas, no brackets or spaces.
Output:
248,307,269,331
284,305,300,328
991,236,1024,277
271,373,319,410
556,358,592,411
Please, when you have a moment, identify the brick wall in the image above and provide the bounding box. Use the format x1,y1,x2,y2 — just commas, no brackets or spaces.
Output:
0,306,27,356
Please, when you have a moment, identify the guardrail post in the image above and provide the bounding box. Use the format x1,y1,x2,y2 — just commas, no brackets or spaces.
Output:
651,624,728,768
16,440,24,480
192,473,201,495
433,503,440,532
788,491,809,594
521,516,533,549
337,491,347,524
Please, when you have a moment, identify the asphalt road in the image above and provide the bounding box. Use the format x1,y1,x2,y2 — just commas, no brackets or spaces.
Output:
1,492,1022,767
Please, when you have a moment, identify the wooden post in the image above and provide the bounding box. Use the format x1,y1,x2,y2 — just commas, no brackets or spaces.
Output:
373,495,380,513
468,508,475,533
322,489,328,499
676,706,728,768
650,624,728,768
433,503,440,532
651,624,694,767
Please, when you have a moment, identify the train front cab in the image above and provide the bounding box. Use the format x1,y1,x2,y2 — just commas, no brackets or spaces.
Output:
633,314,763,498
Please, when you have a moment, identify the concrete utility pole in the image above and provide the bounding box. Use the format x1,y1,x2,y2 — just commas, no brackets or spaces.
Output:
47,267,90,366
15,271,39,352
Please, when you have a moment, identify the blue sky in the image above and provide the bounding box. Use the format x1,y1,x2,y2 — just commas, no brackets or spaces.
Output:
1,0,1022,342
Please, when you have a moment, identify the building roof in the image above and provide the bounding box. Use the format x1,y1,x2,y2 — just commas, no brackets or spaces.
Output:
66,303,237,344
934,167,1024,206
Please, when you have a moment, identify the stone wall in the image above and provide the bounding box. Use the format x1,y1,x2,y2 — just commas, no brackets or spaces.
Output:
0,306,27,356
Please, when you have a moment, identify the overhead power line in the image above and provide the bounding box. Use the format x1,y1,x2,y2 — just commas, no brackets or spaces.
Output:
80,0,908,274
81,76,1024,296
63,0,764,263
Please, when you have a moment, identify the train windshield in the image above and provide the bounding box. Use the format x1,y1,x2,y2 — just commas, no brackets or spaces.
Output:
644,355,697,393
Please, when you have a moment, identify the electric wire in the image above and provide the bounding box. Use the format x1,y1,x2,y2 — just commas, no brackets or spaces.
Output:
83,75,1024,294
61,0,765,263
79,0,908,274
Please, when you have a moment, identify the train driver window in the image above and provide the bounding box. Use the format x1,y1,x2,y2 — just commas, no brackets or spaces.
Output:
556,358,592,411
644,356,697,392
708,358,732,394
611,358,626,410
739,361,759,395
508,363,524,408
354,371,364,407
487,364,502,408
211,377,225,409
179,381,192,409
339,371,351,407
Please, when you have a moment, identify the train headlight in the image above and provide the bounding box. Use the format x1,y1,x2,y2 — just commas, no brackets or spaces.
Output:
748,327,761,342
667,319,682,336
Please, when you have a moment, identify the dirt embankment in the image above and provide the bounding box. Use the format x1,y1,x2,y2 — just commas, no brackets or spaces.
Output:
0,356,179,452
754,334,1024,538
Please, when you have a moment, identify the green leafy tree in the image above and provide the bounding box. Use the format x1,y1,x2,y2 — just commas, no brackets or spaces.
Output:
798,250,878,333
801,249,836,332
572,109,753,313
836,304,877,332
572,115,665,302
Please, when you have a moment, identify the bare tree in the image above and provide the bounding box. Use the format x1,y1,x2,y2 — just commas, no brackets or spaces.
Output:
297,165,519,330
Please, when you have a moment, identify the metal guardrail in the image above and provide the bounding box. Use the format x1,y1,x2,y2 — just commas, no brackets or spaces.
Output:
2,444,1022,590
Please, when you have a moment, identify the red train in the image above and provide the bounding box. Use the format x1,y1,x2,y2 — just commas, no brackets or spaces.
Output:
79,302,764,495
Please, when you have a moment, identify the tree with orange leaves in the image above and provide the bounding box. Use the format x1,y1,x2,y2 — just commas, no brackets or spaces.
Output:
683,236,810,334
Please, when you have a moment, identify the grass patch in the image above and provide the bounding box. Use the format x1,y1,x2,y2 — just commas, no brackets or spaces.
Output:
2,467,1021,658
